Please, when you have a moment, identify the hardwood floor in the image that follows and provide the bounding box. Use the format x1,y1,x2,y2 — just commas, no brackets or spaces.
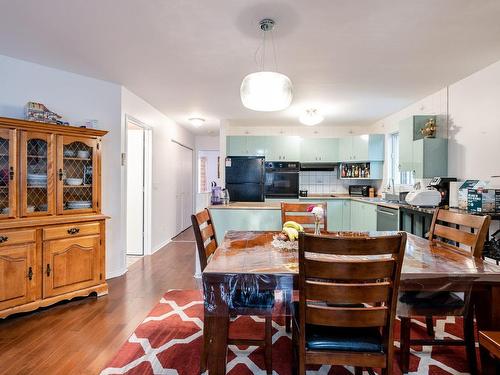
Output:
0,228,198,375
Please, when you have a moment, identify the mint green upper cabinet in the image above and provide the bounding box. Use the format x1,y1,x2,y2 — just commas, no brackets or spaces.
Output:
300,138,339,162
266,136,301,161
398,117,448,178
339,135,384,162
246,136,268,156
352,136,369,161
227,136,249,156
413,138,448,179
338,137,353,161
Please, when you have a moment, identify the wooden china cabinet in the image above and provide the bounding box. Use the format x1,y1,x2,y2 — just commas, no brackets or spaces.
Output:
0,117,108,319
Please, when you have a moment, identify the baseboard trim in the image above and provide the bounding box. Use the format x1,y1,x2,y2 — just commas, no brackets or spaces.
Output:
106,267,127,279
152,239,171,254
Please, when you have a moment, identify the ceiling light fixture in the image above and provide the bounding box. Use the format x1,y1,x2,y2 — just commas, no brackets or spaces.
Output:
240,19,293,112
299,109,324,126
189,117,205,127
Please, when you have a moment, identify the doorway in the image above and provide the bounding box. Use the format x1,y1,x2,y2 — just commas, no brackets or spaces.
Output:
125,116,152,265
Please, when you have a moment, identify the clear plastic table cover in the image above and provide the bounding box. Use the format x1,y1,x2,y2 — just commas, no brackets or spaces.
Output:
202,231,500,316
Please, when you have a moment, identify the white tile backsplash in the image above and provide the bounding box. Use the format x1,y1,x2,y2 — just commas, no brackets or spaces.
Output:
299,170,383,194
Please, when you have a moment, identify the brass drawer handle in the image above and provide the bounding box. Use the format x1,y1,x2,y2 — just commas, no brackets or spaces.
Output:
28,267,33,281
67,228,80,235
46,264,51,277
0,236,8,243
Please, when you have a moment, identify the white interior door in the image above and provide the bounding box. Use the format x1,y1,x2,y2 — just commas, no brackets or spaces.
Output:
182,146,193,229
126,126,144,255
173,142,193,235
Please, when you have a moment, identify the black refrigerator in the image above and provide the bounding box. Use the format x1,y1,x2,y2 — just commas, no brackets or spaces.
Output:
225,156,265,202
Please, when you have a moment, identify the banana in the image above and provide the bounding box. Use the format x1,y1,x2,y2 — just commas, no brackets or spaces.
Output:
283,221,304,232
283,227,299,241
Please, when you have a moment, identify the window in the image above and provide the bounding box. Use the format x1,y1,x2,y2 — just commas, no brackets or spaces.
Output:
389,132,414,187
198,156,208,193
197,150,220,193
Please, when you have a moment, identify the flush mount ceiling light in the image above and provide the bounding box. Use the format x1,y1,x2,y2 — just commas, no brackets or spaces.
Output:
189,117,205,127
240,19,293,112
299,108,324,126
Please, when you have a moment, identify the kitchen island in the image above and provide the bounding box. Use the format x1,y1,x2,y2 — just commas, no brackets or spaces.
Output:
208,195,399,241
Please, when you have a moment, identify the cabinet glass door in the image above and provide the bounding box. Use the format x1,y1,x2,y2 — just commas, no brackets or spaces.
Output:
21,132,54,216
57,136,99,214
0,129,17,219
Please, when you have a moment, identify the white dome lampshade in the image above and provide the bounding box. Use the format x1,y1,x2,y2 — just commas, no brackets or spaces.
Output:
299,109,324,126
240,71,293,112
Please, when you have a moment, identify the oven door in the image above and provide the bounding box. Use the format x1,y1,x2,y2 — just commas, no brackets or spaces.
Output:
264,172,299,198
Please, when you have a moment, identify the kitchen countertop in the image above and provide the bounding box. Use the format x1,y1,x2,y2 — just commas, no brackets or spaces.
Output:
208,196,401,210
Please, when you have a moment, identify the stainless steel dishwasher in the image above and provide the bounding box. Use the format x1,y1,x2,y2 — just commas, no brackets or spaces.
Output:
376,206,399,231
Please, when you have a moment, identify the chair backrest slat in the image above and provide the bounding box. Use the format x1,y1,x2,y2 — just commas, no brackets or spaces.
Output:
306,280,392,304
281,202,327,230
200,223,215,242
429,208,491,257
306,305,388,327
433,223,476,247
191,209,218,271
305,258,395,280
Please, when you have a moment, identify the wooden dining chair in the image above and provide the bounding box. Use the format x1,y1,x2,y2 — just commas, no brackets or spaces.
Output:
292,231,407,374
281,202,327,232
478,331,500,374
399,208,491,374
192,209,275,374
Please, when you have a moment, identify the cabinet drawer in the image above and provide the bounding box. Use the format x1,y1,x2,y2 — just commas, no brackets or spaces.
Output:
0,229,36,247
43,222,100,241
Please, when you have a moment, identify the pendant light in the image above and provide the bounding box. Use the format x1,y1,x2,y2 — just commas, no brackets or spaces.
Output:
240,19,293,112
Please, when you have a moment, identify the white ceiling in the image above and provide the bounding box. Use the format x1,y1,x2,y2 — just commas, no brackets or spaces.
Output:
1,1,500,135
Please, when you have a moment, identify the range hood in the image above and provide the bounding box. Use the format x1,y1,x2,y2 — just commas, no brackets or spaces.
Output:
299,162,338,171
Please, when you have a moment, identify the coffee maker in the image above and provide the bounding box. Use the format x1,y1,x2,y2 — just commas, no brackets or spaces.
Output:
427,177,457,207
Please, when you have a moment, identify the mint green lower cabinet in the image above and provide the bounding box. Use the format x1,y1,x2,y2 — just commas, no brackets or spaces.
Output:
327,200,343,231
209,208,282,242
350,201,377,231
364,203,377,231
341,200,351,230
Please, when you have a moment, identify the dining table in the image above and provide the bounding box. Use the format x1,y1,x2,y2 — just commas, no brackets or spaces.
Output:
202,230,500,374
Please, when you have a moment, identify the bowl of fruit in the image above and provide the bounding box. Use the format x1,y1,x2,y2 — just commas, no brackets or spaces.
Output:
272,221,304,250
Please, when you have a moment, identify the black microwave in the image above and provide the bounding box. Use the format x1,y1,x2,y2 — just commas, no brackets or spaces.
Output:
349,185,371,197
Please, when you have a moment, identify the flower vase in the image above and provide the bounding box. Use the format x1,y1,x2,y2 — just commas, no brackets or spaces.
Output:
314,219,321,235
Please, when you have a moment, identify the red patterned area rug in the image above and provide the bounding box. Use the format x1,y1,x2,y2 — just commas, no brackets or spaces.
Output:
100,290,477,375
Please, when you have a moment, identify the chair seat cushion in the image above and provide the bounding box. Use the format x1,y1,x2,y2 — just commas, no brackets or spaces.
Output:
231,289,275,309
292,302,383,352
399,291,465,308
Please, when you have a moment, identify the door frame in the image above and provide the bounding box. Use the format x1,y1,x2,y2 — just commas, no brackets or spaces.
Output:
124,115,152,256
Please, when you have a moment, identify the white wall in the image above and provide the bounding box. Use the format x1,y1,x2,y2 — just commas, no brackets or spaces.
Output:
121,87,195,253
371,60,500,232
371,59,500,182
0,54,124,278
